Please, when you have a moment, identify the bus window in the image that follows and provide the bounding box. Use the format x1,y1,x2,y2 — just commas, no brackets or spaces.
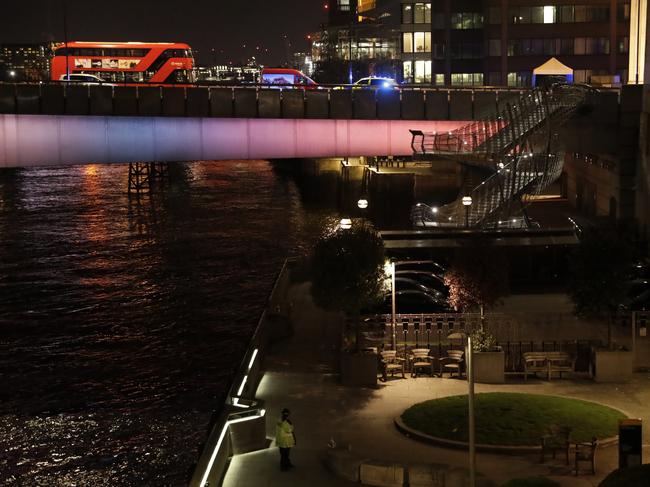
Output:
125,72,145,83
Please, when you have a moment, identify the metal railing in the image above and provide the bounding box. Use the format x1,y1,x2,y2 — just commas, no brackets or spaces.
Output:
189,258,294,487
410,83,594,228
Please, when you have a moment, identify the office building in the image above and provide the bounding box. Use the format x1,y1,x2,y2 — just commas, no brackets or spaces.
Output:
0,43,51,82
400,0,646,86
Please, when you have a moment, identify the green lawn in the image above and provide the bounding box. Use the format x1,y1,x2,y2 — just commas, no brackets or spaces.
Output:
401,393,626,446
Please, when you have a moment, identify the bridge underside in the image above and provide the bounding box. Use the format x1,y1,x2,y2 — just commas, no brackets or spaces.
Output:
0,115,469,168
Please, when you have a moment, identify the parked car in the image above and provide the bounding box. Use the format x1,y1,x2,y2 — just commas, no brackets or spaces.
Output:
619,279,650,311
627,260,650,280
364,289,450,315
394,260,446,278
394,277,446,301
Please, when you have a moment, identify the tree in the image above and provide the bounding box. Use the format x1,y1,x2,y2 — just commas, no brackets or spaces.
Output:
443,236,510,326
567,227,634,345
310,225,385,352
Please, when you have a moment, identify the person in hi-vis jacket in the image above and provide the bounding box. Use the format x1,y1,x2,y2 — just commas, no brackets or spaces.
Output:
275,408,296,471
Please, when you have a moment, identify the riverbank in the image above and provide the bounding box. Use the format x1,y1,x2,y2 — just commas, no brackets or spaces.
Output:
222,280,650,487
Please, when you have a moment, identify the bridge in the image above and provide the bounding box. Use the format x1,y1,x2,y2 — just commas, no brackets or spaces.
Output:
0,83,530,167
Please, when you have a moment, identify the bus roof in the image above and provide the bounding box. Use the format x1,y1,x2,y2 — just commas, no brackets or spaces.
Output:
261,68,305,75
54,41,191,49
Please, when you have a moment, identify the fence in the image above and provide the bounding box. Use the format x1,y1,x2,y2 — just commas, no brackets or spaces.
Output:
0,82,527,120
360,310,650,372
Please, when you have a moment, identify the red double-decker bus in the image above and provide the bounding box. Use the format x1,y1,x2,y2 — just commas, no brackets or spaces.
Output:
50,41,195,84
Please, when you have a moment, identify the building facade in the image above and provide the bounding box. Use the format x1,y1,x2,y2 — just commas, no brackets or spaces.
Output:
400,0,643,86
315,0,643,86
313,0,401,81
0,44,52,82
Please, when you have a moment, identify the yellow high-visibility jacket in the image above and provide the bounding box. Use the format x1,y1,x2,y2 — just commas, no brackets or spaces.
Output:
276,419,295,448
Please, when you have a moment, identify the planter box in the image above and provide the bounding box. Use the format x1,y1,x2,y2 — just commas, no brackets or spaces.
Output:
592,349,634,383
473,350,505,384
340,351,378,387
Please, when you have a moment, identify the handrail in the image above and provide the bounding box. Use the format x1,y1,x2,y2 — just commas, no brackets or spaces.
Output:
411,83,594,228
189,258,295,487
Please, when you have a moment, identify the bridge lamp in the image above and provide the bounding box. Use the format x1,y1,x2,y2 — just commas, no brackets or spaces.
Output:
339,218,352,230
462,196,472,228
357,198,368,209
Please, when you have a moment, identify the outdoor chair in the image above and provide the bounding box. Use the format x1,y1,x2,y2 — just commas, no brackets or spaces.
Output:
410,348,434,378
574,437,597,475
439,350,464,378
379,350,405,381
540,425,571,464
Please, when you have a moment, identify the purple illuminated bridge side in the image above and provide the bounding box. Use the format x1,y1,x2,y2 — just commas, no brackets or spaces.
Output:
0,115,470,168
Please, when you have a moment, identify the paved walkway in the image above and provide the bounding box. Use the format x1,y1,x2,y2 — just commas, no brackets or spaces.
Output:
223,283,650,487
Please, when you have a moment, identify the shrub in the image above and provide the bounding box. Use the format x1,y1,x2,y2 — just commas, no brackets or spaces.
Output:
470,328,497,352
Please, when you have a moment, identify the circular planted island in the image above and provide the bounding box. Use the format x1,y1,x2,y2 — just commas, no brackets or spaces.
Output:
399,392,626,448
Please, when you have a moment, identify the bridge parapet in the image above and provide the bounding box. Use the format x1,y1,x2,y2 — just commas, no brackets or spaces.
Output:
0,83,535,120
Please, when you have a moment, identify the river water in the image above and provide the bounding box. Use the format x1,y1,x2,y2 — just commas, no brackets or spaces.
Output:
0,161,355,486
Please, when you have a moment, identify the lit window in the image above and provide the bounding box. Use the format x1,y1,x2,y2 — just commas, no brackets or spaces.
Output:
543,6,556,23
414,32,431,52
402,33,413,53
414,60,431,83
403,61,413,81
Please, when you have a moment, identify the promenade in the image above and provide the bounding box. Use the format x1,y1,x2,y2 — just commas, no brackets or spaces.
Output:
222,283,650,487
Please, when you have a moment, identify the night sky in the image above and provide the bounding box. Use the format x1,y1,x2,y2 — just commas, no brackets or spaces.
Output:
0,0,327,65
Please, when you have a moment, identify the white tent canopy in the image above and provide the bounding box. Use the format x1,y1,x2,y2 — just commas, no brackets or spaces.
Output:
533,57,573,76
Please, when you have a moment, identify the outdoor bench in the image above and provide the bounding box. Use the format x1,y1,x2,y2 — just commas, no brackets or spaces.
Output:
523,351,575,381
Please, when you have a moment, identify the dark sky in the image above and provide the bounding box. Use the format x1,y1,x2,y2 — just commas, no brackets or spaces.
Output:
0,0,327,65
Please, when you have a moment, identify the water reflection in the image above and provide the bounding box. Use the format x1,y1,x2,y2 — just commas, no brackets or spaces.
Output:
0,160,330,485
270,159,461,230
0,158,463,485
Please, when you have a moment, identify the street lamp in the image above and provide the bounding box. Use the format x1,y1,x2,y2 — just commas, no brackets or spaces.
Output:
357,198,368,209
8,70,16,78
339,218,352,230
462,196,472,228
383,260,397,350
466,334,476,487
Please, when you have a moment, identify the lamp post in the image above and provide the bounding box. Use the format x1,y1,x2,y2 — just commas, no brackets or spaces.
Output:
466,334,476,487
62,0,69,80
390,261,396,350
462,196,472,228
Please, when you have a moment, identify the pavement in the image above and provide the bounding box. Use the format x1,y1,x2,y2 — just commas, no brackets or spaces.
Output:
222,283,650,487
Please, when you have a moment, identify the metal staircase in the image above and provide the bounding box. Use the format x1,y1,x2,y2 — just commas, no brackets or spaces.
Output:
410,84,593,228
